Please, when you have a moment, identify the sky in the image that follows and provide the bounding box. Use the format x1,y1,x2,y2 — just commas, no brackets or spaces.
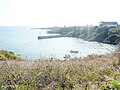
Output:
0,0,120,27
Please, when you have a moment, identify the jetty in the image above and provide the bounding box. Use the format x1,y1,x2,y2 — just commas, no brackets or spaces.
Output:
38,35,66,39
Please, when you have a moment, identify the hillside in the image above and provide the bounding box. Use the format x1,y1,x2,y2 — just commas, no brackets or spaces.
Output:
91,26,120,44
0,51,120,90
48,26,120,44
0,50,24,61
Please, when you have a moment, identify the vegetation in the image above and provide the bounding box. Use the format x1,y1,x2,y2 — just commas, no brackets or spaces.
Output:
0,50,24,61
0,51,120,90
48,25,120,44
48,25,98,40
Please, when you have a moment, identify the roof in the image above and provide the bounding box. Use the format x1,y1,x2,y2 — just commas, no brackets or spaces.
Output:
100,21,118,25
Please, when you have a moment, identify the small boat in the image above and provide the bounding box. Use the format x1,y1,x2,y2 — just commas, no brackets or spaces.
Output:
70,50,79,53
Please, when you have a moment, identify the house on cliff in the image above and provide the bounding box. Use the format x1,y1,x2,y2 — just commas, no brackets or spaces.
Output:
99,21,118,28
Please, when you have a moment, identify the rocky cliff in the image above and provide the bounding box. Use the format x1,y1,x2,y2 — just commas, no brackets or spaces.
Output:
48,26,120,44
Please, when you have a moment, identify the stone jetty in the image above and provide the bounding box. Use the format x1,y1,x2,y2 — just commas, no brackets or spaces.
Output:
38,35,66,39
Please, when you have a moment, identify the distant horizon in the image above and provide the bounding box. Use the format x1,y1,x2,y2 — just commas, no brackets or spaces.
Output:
0,20,119,28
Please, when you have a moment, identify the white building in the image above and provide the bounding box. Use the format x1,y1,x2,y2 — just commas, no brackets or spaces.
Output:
99,21,118,27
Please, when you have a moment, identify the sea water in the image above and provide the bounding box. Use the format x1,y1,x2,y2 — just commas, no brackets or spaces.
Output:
0,26,117,60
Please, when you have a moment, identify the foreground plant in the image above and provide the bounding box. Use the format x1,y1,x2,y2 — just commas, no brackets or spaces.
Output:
0,54,120,90
101,80,120,90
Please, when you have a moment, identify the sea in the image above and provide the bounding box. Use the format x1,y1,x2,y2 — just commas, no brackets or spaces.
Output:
0,26,117,60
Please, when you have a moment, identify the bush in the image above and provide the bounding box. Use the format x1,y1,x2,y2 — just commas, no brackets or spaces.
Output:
0,54,6,61
101,80,120,90
0,50,24,61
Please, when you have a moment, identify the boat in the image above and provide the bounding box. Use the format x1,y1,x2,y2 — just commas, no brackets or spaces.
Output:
70,50,79,53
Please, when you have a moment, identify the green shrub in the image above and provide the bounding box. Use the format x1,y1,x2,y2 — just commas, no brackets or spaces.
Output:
0,50,24,61
0,54,6,60
101,80,120,90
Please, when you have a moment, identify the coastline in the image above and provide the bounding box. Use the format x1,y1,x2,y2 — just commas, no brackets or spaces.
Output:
47,26,120,45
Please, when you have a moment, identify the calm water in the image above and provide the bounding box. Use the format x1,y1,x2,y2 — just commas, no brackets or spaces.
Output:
0,27,117,60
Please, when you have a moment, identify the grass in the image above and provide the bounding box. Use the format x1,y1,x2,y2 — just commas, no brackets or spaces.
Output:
0,49,120,90
0,53,120,90
0,50,24,61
